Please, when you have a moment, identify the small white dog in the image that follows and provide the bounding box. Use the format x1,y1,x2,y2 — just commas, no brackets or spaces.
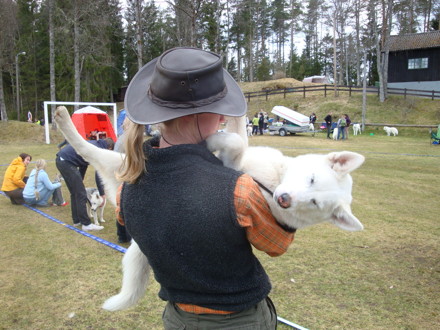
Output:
308,123,314,131
333,127,339,140
247,124,253,137
86,187,106,226
53,107,364,312
383,126,398,136
353,123,361,136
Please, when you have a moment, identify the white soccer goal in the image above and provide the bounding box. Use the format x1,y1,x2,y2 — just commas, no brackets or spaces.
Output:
43,101,117,144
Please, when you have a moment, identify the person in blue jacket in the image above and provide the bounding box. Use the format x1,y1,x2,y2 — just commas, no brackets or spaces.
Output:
23,159,67,207
55,138,114,231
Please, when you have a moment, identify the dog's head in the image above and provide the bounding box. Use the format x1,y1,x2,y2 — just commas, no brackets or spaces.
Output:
86,188,103,211
271,151,365,232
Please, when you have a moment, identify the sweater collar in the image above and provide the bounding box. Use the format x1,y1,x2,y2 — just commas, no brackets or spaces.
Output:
143,136,222,172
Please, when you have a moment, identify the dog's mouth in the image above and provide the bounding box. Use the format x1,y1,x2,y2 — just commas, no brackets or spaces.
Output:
277,193,291,209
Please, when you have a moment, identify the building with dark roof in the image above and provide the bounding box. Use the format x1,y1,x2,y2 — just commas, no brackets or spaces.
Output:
387,30,440,92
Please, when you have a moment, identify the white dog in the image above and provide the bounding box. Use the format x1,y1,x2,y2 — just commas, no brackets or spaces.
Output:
308,123,314,131
353,123,361,136
53,106,364,311
247,124,253,137
383,126,398,136
333,127,339,140
86,187,106,226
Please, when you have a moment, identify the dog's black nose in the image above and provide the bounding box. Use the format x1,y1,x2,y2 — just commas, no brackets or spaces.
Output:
277,193,291,208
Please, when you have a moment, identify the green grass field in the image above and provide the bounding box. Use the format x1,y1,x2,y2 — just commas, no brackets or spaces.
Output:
1,130,438,329
1,91,439,329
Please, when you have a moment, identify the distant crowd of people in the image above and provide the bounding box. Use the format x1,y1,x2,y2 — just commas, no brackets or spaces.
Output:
324,112,352,140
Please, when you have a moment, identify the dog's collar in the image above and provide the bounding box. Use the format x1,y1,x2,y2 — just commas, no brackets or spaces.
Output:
253,179,297,233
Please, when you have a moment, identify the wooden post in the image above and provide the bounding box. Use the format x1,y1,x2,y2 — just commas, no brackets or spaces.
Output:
303,86,306,98
324,85,327,97
404,88,407,99
266,90,269,101
349,86,352,97
284,88,286,98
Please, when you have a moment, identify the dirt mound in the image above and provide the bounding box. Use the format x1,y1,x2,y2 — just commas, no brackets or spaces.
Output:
239,78,312,93
0,121,65,144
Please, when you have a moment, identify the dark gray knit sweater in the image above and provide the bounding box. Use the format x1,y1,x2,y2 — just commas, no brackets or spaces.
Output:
121,137,271,312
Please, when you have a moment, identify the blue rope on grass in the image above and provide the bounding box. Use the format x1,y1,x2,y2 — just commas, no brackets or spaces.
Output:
0,191,126,253
1,191,307,329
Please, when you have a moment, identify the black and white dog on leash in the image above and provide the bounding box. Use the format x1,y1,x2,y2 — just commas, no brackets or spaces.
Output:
86,188,106,226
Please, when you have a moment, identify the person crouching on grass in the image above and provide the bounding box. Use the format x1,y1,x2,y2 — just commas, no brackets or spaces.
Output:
116,47,295,329
1,153,32,205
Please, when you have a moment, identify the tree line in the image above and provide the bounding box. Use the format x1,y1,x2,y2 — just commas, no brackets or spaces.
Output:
0,0,439,123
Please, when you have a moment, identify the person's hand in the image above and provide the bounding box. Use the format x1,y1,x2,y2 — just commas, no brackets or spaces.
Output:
100,195,106,207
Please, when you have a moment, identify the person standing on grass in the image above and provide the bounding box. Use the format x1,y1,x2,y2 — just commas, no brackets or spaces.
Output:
309,112,317,128
344,114,351,140
258,112,265,135
1,153,32,205
252,113,259,135
55,138,114,231
117,47,294,329
337,114,346,140
324,112,333,139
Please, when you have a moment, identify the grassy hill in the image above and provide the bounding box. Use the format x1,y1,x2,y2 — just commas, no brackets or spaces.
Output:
241,79,440,129
1,80,439,144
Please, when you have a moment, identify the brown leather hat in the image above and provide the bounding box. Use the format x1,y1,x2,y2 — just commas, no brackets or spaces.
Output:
124,47,247,125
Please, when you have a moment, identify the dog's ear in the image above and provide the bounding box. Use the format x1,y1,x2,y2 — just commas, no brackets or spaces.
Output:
326,151,365,176
330,202,364,231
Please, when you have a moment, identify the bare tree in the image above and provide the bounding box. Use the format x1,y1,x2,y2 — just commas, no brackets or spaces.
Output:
376,0,393,102
135,0,143,70
48,0,56,128
0,0,18,121
168,0,204,46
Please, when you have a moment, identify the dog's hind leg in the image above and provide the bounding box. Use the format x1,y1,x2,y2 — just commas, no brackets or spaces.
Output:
102,241,150,311
206,132,245,171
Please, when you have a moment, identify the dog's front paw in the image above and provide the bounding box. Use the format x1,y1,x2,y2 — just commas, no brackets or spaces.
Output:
101,219,106,223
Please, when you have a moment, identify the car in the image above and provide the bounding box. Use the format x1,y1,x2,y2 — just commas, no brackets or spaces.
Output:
269,121,310,136
268,106,314,136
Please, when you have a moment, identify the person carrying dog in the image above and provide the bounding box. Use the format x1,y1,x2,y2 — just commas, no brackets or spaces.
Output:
116,47,294,329
55,138,114,231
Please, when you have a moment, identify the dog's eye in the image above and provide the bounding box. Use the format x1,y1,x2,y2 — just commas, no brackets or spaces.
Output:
310,175,315,185
311,198,318,206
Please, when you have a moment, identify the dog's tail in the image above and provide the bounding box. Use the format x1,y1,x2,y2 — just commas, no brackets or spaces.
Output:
102,242,150,311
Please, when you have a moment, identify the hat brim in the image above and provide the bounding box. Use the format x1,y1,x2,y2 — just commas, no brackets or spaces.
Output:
124,58,247,125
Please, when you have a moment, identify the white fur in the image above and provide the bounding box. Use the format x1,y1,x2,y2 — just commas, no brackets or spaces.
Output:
247,124,253,137
333,127,339,140
353,123,361,136
54,107,365,311
383,126,398,136
86,187,106,226
308,123,314,131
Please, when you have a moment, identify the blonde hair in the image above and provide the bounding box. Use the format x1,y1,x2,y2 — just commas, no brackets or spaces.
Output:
117,118,188,184
35,159,47,171
117,121,147,184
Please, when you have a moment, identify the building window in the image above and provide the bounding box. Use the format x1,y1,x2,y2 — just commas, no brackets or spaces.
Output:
408,58,428,69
